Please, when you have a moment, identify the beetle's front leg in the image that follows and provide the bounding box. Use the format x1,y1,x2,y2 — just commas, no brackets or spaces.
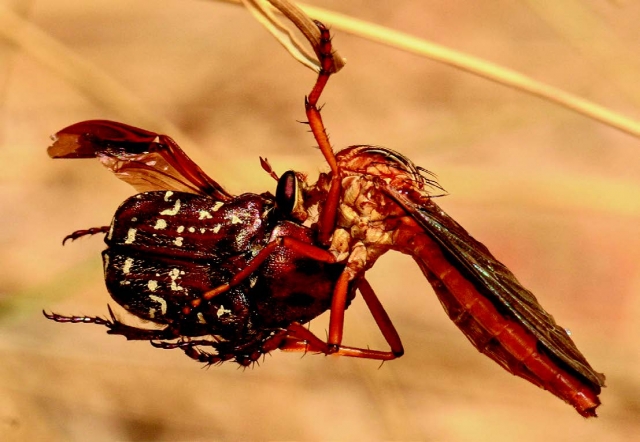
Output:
43,305,178,341
62,226,110,245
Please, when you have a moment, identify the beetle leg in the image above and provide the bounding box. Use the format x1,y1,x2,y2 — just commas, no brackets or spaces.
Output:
150,338,220,349
43,305,177,341
43,310,112,326
178,345,226,366
62,225,110,245
157,332,289,367
191,236,337,307
305,22,342,244
178,344,262,367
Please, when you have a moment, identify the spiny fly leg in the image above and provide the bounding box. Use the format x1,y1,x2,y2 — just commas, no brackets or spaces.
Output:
305,21,342,244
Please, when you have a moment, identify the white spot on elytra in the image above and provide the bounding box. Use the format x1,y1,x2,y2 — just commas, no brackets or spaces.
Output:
188,227,195,233
200,228,206,233
174,237,184,247
249,276,257,288
148,280,158,291
148,308,156,319
177,226,185,233
231,215,241,225
164,191,173,201
160,199,181,216
212,225,221,234
216,305,232,317
169,268,184,291
149,294,168,315
197,312,206,324
199,210,213,220
125,228,137,244
212,201,224,212
123,257,134,274
154,219,167,230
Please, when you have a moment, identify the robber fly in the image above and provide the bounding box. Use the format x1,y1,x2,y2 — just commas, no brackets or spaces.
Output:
45,21,604,417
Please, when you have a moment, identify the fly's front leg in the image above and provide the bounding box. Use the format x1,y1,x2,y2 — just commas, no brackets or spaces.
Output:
305,21,342,244
187,236,337,310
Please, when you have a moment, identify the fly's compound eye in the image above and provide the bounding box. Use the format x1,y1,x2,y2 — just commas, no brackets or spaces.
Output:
276,170,297,215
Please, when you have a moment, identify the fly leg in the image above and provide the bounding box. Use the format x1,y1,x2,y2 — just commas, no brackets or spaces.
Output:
305,21,342,244
188,236,337,310
43,305,177,341
62,226,110,245
280,277,404,361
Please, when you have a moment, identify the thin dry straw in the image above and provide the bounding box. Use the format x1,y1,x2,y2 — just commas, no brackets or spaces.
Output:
220,0,640,140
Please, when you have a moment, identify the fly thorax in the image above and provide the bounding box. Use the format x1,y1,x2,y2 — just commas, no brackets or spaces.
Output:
337,175,397,251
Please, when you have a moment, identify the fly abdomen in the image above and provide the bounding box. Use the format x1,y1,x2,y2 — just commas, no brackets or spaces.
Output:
398,226,601,417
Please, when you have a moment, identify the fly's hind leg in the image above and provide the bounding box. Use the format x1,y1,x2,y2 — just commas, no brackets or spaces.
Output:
280,277,404,361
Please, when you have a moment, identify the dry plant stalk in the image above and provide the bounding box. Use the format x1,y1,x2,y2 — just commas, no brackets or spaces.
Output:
241,0,345,73
221,0,640,140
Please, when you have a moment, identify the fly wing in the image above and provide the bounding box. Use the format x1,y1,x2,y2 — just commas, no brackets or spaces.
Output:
385,185,605,389
48,120,233,200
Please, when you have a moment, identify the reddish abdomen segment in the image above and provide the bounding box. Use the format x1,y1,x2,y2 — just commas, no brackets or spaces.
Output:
396,226,601,417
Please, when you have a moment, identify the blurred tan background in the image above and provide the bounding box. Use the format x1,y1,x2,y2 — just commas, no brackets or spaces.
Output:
1,1,639,440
